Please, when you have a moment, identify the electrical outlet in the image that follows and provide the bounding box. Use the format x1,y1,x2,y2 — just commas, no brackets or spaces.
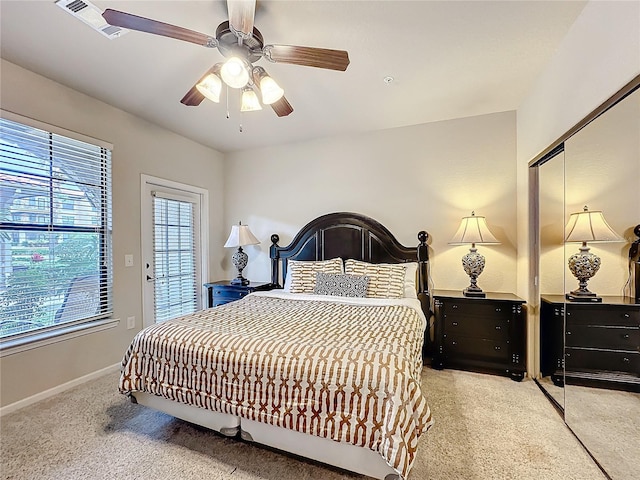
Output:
126,316,135,329
124,254,134,267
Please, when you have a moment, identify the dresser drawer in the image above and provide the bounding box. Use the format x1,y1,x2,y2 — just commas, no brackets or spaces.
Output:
565,348,639,374
443,301,514,320
444,335,509,361
444,315,509,341
566,305,640,327
566,325,639,351
212,286,249,301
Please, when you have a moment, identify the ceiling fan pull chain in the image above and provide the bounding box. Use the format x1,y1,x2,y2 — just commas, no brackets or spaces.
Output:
226,85,230,119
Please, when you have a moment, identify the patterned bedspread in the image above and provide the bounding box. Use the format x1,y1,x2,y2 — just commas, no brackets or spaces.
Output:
119,291,433,477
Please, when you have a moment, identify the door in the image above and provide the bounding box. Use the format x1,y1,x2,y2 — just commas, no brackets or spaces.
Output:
141,175,208,327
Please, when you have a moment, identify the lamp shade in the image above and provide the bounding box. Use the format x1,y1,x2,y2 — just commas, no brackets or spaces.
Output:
220,57,250,89
224,222,260,248
259,75,284,105
196,72,222,103
565,206,623,243
449,211,500,245
240,87,262,112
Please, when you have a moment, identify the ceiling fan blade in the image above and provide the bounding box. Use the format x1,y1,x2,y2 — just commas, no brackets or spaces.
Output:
264,45,350,71
270,96,293,117
181,65,222,106
227,0,256,39
102,9,217,47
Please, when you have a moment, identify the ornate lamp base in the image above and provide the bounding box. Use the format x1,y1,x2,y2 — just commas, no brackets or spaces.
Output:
462,247,486,298
230,246,250,286
566,243,602,302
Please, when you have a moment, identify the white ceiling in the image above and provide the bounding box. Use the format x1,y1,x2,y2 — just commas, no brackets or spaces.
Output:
0,1,587,153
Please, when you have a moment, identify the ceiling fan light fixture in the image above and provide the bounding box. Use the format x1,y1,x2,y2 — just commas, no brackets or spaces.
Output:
240,87,262,112
259,75,284,105
195,73,222,103
220,57,250,89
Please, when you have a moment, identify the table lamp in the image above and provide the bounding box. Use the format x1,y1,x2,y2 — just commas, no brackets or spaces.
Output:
449,211,500,298
564,206,623,302
224,221,260,286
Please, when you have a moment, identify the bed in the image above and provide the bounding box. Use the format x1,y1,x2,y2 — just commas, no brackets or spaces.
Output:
120,212,433,480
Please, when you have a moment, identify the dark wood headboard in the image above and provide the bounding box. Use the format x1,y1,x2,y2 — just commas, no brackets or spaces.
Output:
269,211,430,317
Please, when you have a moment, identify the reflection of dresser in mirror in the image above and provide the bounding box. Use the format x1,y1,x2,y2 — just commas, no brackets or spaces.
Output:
541,294,640,392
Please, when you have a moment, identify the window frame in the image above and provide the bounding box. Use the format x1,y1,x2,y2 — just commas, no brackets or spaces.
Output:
0,110,117,356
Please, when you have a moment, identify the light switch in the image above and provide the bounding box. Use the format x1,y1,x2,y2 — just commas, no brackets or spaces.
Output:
124,254,134,267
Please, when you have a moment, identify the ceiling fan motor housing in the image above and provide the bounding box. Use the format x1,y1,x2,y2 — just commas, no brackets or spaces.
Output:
216,21,264,63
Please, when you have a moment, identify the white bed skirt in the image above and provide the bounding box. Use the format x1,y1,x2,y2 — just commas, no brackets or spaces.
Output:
130,392,402,480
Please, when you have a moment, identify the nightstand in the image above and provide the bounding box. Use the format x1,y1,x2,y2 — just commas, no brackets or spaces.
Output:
204,281,275,307
432,289,526,381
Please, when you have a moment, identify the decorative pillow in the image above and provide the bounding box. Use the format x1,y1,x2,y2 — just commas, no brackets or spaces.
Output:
344,259,406,299
313,272,370,297
287,258,344,294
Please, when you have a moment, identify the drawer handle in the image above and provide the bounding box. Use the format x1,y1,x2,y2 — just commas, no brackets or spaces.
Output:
623,334,630,339
452,341,457,346
452,322,458,326
495,308,501,313
566,331,572,335
623,313,630,318
494,346,501,351
495,326,502,330
452,305,458,309
623,357,630,363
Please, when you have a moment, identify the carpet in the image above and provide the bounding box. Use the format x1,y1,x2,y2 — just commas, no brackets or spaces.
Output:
0,367,605,479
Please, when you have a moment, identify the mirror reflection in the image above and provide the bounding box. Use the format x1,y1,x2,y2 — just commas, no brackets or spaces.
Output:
562,86,639,480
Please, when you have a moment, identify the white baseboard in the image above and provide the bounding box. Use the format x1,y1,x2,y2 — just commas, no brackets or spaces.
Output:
0,363,120,417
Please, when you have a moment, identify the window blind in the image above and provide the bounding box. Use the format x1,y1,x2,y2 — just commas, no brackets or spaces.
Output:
0,116,113,341
152,192,197,323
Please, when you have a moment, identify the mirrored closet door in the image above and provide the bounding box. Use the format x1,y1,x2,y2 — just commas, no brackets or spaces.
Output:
562,85,639,480
532,77,640,480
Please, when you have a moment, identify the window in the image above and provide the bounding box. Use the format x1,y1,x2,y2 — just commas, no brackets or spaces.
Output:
0,115,113,345
152,193,198,323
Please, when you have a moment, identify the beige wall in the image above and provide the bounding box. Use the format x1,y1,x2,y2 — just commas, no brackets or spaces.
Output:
515,0,640,375
0,60,226,408
223,111,518,296
2,0,639,407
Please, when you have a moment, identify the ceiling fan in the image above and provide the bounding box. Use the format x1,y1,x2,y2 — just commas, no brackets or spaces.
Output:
102,0,350,117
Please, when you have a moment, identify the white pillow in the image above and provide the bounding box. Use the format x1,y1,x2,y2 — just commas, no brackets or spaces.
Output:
403,262,419,299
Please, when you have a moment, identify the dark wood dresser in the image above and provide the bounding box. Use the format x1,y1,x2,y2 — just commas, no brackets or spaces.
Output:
203,281,274,307
432,289,526,381
541,295,640,392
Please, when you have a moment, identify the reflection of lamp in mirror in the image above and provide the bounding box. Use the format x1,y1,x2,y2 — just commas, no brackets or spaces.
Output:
449,211,501,298
564,206,623,302
224,222,260,286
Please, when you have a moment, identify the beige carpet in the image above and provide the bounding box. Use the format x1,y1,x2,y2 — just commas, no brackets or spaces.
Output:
565,383,640,480
0,367,605,480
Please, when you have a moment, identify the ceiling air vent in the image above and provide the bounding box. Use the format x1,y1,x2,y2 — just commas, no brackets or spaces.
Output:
55,0,128,39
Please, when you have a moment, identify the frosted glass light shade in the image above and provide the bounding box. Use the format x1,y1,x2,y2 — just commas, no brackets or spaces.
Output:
196,73,222,103
224,223,260,248
220,57,250,89
240,88,262,112
260,75,284,104
449,212,500,245
565,206,623,243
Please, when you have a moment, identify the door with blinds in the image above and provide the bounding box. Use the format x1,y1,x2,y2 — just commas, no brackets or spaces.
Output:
141,176,208,327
